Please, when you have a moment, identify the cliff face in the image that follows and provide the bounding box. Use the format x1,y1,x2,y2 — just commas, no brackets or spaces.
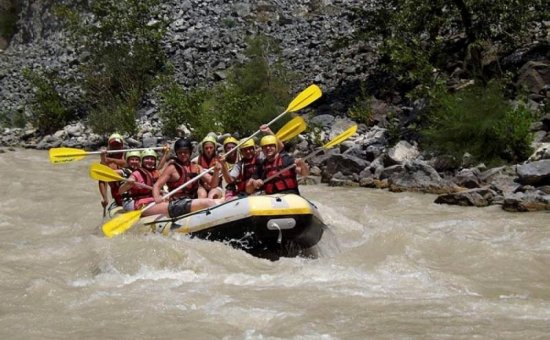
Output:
0,0,374,118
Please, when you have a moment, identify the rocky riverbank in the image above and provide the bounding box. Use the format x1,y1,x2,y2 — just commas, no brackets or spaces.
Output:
2,111,550,212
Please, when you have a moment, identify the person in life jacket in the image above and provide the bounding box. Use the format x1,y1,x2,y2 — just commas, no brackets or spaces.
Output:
246,134,309,195
219,136,240,199
118,149,161,213
124,150,142,174
149,138,223,218
221,137,262,199
195,135,224,199
98,133,127,209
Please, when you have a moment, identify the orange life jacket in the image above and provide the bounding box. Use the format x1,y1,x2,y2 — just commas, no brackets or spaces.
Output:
198,154,216,169
198,154,222,189
261,154,298,194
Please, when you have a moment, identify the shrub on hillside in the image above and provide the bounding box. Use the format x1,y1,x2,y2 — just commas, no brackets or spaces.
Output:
353,0,548,96
158,82,212,138
420,81,535,165
22,68,76,134
56,0,167,135
348,86,373,125
88,88,139,135
158,35,293,139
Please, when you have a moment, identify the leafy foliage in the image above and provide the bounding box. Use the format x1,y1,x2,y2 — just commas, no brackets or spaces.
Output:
87,88,139,135
158,35,293,139
22,68,76,134
157,81,212,138
354,0,548,92
348,86,373,125
56,0,167,135
420,81,535,165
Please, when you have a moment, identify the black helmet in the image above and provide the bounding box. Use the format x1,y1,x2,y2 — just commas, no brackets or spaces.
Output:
174,138,193,152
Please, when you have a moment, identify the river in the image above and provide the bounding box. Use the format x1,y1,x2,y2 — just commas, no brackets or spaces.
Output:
1,149,549,339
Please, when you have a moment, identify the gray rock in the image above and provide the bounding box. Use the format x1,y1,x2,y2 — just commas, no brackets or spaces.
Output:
322,153,369,182
453,168,481,189
516,159,550,185
386,140,419,165
435,188,498,207
310,114,334,127
387,160,458,194
503,191,550,212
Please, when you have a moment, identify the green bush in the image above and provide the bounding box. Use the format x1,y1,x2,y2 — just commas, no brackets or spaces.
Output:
88,88,139,135
420,80,534,165
56,0,167,135
158,35,293,139
492,103,535,163
353,0,548,93
0,111,9,128
348,87,373,125
22,68,75,134
158,82,212,138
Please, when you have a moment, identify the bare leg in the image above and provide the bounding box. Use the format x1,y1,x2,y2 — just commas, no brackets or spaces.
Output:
143,202,169,216
197,186,207,198
190,198,223,211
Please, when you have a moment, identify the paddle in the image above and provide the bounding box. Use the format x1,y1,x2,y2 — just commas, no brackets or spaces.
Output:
101,84,322,238
275,116,307,142
262,125,358,184
237,84,321,147
88,163,153,190
49,146,165,164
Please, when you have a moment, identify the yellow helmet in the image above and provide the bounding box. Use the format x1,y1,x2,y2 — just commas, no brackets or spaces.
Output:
140,149,158,160
201,135,217,147
223,136,239,146
108,133,124,145
240,138,255,149
260,135,278,147
125,150,141,161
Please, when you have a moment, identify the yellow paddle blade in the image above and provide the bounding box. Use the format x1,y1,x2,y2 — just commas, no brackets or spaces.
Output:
276,116,307,142
286,84,322,113
89,163,124,182
323,125,358,149
49,147,89,164
102,210,142,238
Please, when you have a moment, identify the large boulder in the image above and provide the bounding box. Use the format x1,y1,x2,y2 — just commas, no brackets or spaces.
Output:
453,168,482,189
516,60,550,96
435,188,498,207
503,191,550,212
386,160,458,194
516,159,550,185
385,140,420,165
322,153,369,182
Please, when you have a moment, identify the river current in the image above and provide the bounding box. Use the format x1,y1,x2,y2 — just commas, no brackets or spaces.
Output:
0,149,548,339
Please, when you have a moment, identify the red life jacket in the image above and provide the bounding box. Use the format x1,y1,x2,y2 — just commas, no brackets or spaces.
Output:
108,181,123,206
261,154,298,194
107,166,131,206
128,168,159,201
236,156,259,193
167,160,199,199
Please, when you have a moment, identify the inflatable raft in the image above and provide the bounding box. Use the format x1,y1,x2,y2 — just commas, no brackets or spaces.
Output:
150,194,326,260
